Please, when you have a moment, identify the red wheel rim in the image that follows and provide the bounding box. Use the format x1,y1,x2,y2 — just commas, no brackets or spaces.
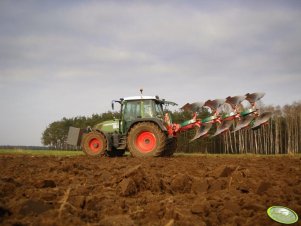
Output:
89,138,103,153
135,131,156,153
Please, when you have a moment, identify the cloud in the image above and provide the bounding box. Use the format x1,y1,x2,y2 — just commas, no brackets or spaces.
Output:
2,1,301,79
0,1,300,145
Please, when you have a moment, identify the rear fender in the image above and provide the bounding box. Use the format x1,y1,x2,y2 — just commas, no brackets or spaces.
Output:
126,118,167,135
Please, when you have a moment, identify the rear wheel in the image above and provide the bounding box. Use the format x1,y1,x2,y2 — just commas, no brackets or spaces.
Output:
127,122,166,157
81,131,107,156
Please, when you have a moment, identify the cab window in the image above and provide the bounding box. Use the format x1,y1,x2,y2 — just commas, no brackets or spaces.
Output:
124,100,141,121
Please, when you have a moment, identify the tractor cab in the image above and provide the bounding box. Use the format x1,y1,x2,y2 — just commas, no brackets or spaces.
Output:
112,96,177,134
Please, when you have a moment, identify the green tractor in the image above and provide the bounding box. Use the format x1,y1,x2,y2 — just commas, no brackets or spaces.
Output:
67,94,178,157
67,91,272,157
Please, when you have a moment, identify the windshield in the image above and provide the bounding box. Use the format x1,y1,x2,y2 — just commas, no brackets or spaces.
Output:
154,101,164,118
121,99,164,133
123,99,164,120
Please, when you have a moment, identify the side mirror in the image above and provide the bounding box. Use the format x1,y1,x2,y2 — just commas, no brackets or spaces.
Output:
111,101,115,111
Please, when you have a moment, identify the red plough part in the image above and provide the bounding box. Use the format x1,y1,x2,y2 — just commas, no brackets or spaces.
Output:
165,92,272,142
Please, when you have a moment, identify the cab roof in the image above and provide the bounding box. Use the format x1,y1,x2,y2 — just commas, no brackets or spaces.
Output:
121,96,178,106
123,96,157,101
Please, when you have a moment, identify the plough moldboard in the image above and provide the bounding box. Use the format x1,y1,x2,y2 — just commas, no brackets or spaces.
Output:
169,92,272,142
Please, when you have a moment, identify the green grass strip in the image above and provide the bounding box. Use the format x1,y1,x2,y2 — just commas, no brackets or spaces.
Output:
0,149,84,156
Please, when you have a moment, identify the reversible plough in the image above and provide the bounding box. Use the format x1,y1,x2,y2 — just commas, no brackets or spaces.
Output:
173,92,272,142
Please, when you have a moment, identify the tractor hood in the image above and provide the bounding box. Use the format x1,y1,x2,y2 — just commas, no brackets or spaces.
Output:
94,120,119,133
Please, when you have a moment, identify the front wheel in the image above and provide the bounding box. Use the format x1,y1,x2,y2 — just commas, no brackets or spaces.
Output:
81,131,107,156
127,122,167,157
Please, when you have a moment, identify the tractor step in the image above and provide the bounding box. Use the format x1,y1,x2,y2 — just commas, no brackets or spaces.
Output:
117,135,127,149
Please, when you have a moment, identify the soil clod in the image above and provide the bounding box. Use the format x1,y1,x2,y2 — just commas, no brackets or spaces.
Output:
0,155,300,226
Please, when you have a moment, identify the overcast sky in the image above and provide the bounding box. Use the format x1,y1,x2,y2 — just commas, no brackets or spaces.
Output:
0,0,300,146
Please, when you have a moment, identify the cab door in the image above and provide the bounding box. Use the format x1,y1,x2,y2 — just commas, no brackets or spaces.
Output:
121,100,141,133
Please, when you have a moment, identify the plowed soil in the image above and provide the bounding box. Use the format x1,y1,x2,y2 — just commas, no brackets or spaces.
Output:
0,154,300,226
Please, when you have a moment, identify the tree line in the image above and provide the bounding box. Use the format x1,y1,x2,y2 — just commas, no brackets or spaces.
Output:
41,102,301,154
178,101,301,154
41,112,119,150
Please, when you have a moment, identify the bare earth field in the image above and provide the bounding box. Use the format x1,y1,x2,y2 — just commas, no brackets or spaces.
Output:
0,154,300,226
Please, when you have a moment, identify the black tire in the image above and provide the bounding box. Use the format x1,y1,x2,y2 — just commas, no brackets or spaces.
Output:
163,138,177,157
127,122,167,157
81,131,107,157
106,148,125,157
